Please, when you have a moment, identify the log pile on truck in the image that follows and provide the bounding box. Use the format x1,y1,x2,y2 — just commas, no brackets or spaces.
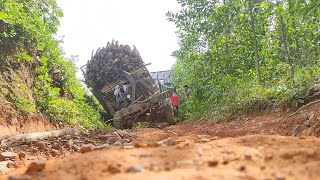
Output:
86,42,145,89
81,41,176,129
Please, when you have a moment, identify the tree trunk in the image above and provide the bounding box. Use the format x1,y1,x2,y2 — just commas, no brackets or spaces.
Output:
226,41,229,75
0,20,4,33
249,0,261,85
292,21,302,65
280,15,295,81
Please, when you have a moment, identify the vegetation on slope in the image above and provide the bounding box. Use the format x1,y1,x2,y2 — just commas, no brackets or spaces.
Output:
0,0,109,130
167,0,320,120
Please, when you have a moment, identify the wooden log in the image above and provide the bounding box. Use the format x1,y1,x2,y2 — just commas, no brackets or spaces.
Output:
85,41,147,96
0,128,77,147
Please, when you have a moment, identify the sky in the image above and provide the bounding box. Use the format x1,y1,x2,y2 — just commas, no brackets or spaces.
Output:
56,0,181,73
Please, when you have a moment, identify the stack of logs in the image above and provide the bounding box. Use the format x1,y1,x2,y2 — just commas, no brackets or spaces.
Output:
85,41,145,90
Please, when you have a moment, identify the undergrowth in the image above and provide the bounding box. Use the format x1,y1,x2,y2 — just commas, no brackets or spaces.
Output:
169,0,320,122
0,0,110,130
175,67,320,121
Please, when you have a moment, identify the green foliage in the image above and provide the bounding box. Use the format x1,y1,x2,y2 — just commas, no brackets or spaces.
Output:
1,0,109,130
13,96,36,114
134,122,149,128
3,74,37,114
0,0,62,45
168,0,320,119
33,52,110,130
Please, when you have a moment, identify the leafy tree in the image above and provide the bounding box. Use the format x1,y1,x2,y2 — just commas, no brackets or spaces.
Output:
0,0,109,130
167,0,320,119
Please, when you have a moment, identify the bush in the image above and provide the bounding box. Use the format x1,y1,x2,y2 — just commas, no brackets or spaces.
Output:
1,0,110,130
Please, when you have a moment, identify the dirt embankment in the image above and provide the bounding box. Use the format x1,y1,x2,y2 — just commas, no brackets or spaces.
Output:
166,102,320,138
1,101,320,180
0,60,58,136
0,104,57,137
0,105,58,137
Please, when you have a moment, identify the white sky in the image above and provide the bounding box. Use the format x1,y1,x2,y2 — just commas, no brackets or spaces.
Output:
56,0,180,73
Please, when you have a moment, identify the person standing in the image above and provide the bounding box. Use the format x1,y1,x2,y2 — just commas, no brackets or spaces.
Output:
169,90,179,117
183,85,190,102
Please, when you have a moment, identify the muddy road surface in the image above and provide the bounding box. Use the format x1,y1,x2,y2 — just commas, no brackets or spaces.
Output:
1,103,320,180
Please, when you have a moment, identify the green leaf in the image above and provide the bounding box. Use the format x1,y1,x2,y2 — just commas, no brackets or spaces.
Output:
288,0,294,12
0,12,8,19
53,87,61,94
57,9,64,18
276,3,284,16
40,56,48,63
22,52,32,61
38,75,45,80
8,19,15,25
38,43,45,51
260,3,269,8
304,73,311,78
262,4,274,17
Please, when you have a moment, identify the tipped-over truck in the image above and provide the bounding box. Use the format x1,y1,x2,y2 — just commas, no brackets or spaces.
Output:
81,41,176,129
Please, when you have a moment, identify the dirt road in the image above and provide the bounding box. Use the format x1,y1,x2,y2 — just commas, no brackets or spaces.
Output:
1,103,320,180
2,127,320,180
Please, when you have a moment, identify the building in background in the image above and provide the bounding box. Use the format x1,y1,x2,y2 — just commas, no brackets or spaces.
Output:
150,70,172,92
150,70,172,84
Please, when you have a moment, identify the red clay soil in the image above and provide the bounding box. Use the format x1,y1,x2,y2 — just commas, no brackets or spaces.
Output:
0,115,57,136
0,105,57,136
1,101,320,179
2,134,320,180
165,102,320,138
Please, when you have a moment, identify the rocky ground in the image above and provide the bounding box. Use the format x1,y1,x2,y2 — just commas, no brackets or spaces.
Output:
1,102,320,180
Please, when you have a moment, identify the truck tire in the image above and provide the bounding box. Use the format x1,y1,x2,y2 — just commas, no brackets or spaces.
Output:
114,117,133,129
165,109,177,125
113,117,124,129
124,119,133,129
162,98,177,125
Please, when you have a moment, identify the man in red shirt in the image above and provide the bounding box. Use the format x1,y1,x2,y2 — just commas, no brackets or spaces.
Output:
169,89,179,117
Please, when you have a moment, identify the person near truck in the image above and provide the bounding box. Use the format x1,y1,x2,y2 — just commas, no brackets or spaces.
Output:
183,85,190,102
169,89,179,117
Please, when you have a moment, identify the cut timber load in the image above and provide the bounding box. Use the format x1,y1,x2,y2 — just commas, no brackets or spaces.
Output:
81,41,176,129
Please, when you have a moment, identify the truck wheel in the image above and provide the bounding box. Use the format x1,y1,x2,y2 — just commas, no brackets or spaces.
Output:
162,98,177,125
113,117,124,129
124,119,133,129
125,122,133,129
165,109,177,125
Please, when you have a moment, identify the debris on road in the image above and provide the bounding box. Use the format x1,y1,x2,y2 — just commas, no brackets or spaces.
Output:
80,144,95,154
25,160,45,175
126,165,145,173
